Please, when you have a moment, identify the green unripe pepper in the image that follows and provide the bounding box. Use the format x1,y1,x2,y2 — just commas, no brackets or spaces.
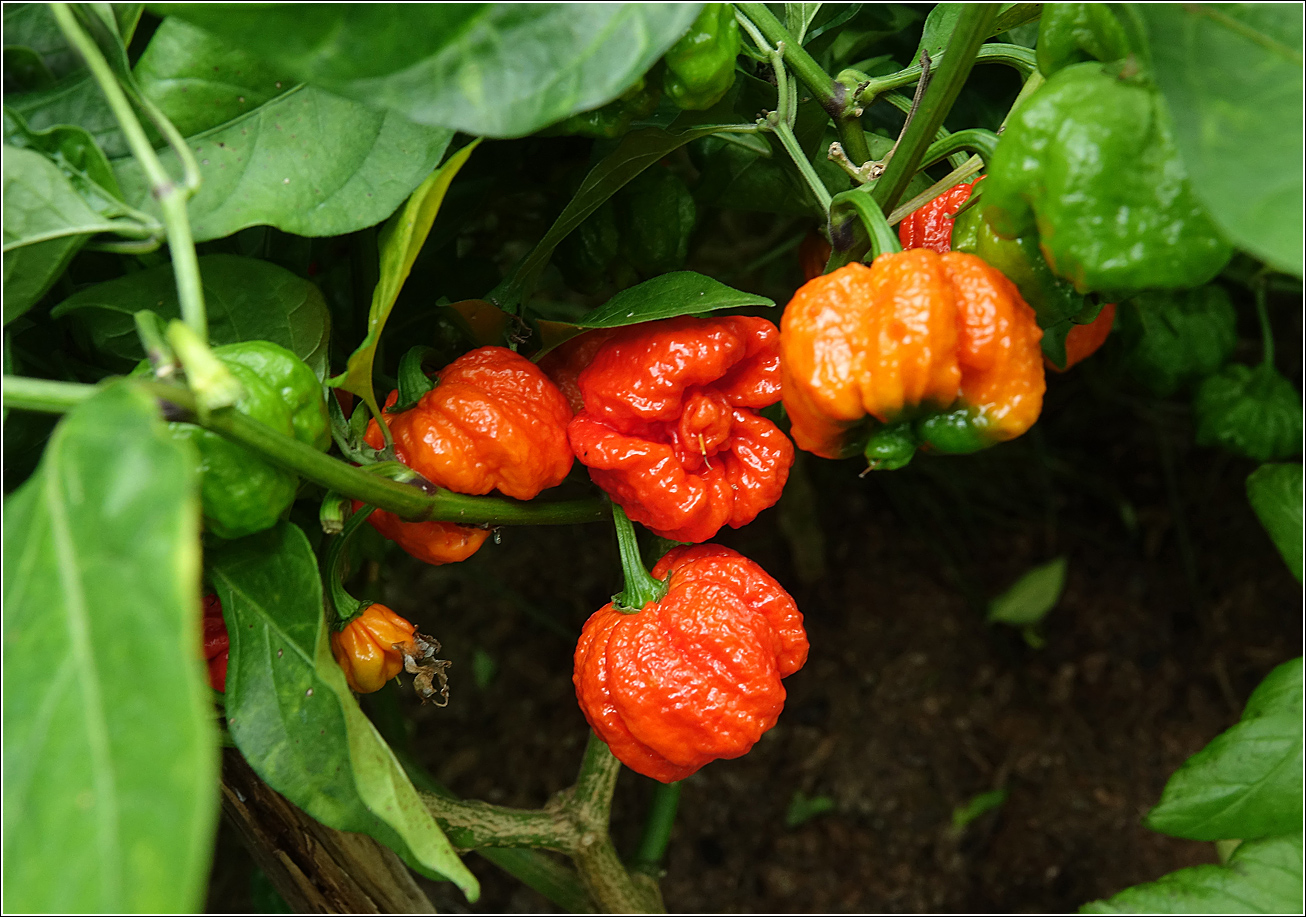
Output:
1036,3,1133,76
952,202,1101,367
616,168,697,276
217,340,330,451
663,4,740,111
1193,363,1303,463
134,340,329,539
1115,287,1237,398
982,62,1231,298
549,75,661,139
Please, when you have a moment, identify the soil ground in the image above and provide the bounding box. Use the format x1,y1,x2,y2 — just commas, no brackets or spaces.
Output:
207,319,1301,913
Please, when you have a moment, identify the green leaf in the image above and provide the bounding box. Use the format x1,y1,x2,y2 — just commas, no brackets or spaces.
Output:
112,86,454,242
1136,5,1303,277
578,271,774,328
1193,363,1303,463
785,790,836,828
500,120,749,308
330,139,480,420
1117,287,1238,398
51,254,331,377
1246,463,1304,582
1146,658,1302,841
153,4,703,138
3,107,123,199
209,524,480,901
3,145,129,323
1081,832,1304,914
134,16,297,138
2,382,217,912
786,3,823,44
987,556,1068,627
3,4,144,157
951,788,1009,831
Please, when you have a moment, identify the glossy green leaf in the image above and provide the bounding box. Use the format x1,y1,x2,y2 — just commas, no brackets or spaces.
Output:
51,254,330,377
1193,363,1303,463
330,139,480,421
1137,5,1304,277
579,272,774,328
2,382,216,912
154,4,702,138
209,523,480,901
987,556,1068,627
112,86,454,242
1146,658,1302,841
1246,463,1304,582
2,2,142,83
4,108,122,199
3,145,128,323
134,16,297,138
1081,832,1303,914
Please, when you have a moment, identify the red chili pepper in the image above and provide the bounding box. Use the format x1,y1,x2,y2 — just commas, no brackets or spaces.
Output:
574,544,808,783
363,346,574,564
897,178,981,254
202,593,229,693
538,328,619,415
566,316,794,543
1047,302,1117,372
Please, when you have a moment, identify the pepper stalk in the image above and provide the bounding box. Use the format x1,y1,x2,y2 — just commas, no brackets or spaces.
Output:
611,504,669,612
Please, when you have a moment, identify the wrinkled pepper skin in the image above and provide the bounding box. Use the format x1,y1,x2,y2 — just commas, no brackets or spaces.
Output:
663,4,740,111
982,62,1231,297
365,346,573,565
331,603,417,694
202,593,229,693
1036,2,1133,76
780,253,1045,463
1048,302,1116,372
898,179,980,254
538,328,619,414
568,316,793,543
574,544,808,783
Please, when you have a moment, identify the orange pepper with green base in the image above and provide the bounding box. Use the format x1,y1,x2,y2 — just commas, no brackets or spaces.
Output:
781,250,1045,468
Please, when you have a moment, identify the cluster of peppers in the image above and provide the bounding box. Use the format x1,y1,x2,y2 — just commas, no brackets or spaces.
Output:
186,3,1296,787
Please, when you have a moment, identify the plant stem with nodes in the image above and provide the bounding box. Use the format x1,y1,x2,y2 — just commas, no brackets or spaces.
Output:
51,3,209,341
2,375,610,527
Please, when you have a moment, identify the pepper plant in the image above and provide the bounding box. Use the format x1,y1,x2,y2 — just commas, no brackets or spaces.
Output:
2,3,1301,913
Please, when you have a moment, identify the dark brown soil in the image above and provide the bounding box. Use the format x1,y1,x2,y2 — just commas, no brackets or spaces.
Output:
207,343,1300,913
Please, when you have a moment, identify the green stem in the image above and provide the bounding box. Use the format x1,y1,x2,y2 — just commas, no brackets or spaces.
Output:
611,505,668,611
630,782,681,877
771,120,833,214
51,3,208,341
1254,277,1275,367
736,2,872,166
420,793,579,851
831,189,902,261
870,4,998,215
846,43,1036,103
918,129,998,170
323,506,375,625
2,375,610,526
886,155,985,227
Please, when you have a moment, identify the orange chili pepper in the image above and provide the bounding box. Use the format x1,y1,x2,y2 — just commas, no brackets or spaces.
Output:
573,544,808,783
330,603,417,695
780,252,1045,465
363,346,574,565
